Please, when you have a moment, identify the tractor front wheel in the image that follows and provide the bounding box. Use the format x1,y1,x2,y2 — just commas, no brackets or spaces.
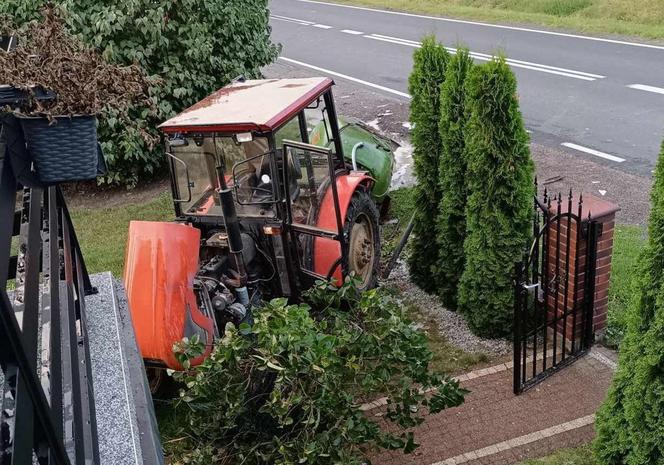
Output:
344,190,380,290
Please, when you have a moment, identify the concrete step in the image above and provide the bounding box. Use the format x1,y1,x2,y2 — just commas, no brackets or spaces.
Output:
85,272,163,465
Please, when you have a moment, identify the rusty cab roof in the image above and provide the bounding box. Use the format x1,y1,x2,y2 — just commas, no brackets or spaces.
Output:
159,77,334,134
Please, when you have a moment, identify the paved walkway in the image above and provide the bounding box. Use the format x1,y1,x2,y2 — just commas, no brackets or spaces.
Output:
370,348,616,465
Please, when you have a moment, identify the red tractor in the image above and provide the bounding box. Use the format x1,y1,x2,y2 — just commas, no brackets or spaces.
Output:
123,77,396,390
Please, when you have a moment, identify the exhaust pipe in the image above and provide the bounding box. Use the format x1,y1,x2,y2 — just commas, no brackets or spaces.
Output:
218,188,249,305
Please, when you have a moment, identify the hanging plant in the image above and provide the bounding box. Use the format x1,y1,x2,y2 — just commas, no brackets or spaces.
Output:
0,6,157,183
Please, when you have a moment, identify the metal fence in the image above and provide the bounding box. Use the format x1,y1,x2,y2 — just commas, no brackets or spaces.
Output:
513,189,600,394
1,120,99,463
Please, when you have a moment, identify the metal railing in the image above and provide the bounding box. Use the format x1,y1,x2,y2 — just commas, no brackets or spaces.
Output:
1,111,99,463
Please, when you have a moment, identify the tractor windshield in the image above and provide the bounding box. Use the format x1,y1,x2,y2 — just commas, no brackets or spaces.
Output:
169,135,276,218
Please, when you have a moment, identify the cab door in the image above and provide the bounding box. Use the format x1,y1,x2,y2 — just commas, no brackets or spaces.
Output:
281,140,346,286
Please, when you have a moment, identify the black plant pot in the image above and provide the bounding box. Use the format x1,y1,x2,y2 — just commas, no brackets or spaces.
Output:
20,115,106,184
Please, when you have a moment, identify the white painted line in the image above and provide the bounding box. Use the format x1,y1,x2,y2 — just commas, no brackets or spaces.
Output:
270,14,314,25
341,29,364,35
628,84,664,95
370,33,420,46
562,142,626,163
366,34,601,81
312,23,333,29
430,415,596,465
279,56,411,99
296,0,664,50
109,274,141,465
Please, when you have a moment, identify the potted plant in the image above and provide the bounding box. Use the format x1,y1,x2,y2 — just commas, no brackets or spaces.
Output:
0,8,156,184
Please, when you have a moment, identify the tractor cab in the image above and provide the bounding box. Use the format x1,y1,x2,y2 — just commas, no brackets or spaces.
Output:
124,78,394,380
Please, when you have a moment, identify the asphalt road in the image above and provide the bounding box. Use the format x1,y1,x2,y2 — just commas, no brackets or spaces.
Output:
269,0,664,176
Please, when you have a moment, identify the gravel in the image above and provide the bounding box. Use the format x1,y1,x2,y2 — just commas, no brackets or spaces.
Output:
383,260,512,356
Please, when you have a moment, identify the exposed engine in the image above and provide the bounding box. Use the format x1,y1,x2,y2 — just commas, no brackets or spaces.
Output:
193,229,271,338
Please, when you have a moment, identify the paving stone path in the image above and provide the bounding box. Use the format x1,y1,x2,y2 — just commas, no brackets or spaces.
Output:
370,348,616,465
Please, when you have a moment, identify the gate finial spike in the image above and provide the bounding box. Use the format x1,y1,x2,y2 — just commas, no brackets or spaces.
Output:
543,187,548,203
568,188,573,200
579,192,583,204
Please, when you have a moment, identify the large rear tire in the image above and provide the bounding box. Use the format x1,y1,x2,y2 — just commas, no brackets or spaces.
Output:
344,190,380,291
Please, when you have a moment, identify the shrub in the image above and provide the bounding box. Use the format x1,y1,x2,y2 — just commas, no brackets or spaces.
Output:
594,140,664,465
1,0,280,185
407,36,450,293
168,279,466,464
435,48,474,309
457,57,535,338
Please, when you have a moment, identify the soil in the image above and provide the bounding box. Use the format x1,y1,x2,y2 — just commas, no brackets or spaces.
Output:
63,178,170,209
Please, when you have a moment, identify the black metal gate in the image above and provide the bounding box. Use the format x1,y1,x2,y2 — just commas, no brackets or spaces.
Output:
513,190,601,394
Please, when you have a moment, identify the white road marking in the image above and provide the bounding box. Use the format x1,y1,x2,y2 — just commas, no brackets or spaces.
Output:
279,57,411,99
562,142,626,163
366,33,603,81
628,84,664,95
295,0,664,51
270,14,314,25
312,23,333,29
341,29,364,35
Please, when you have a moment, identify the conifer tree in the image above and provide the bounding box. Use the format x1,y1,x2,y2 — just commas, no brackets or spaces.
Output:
457,57,535,337
407,36,450,293
594,139,664,465
435,48,473,308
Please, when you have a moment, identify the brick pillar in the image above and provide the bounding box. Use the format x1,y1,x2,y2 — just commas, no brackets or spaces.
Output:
546,194,619,343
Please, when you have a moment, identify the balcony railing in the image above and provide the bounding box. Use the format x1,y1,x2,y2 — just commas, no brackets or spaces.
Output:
1,88,99,464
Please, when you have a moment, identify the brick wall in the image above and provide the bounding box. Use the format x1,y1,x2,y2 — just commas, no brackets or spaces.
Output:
546,194,619,343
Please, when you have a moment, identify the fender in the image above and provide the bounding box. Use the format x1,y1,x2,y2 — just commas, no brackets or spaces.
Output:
313,172,373,284
123,221,214,370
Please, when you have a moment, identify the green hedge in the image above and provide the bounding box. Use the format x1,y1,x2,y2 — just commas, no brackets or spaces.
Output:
594,139,664,465
435,48,473,309
407,36,450,293
2,0,280,185
166,280,466,464
457,57,534,338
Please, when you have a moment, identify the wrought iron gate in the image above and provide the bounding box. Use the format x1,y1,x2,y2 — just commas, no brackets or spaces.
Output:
513,190,601,394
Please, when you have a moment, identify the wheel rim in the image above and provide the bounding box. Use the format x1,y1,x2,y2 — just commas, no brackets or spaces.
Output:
348,212,375,288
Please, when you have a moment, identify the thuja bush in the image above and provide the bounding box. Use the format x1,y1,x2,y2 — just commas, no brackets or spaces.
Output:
435,48,474,309
1,0,279,185
594,140,664,465
168,279,466,465
407,36,450,293
457,57,534,338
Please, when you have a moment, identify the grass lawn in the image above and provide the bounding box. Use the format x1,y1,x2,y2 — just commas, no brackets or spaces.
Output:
70,193,172,277
605,224,647,347
329,0,664,40
519,445,596,464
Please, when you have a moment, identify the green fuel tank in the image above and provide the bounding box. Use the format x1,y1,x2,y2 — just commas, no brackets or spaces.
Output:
309,117,396,200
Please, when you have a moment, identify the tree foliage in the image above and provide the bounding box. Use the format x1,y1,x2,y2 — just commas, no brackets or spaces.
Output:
457,57,534,338
435,48,473,309
167,279,466,464
407,36,450,293
594,139,664,465
1,0,280,185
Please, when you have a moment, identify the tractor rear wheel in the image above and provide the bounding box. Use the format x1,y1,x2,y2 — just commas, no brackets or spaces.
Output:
344,190,380,290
